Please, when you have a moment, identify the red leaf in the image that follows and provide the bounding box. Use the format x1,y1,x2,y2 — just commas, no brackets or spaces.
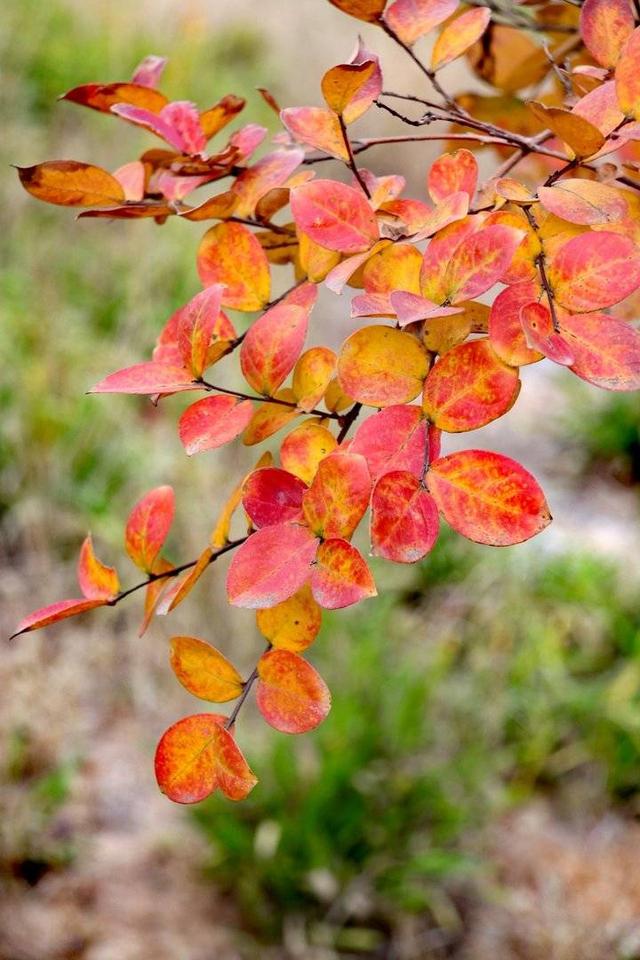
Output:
384,0,459,46
226,523,318,608
90,362,196,395
560,310,640,390
302,452,371,539
442,225,524,304
548,232,640,312
350,404,428,481
154,714,257,804
242,467,307,527
488,280,543,367
240,282,316,395
371,471,439,563
176,285,227,379
125,486,175,573
311,539,377,609
112,100,207,153
280,107,349,161
580,0,634,69
519,302,575,366
290,179,379,254
178,395,254,455
427,450,551,545
77,534,119,600
256,649,331,734
11,598,106,639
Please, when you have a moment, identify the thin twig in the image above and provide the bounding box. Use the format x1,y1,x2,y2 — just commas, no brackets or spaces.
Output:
339,115,371,197
198,378,341,420
336,402,363,444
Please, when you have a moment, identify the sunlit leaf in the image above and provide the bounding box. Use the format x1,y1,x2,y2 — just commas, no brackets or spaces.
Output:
337,326,429,406
280,107,349,161
77,534,119,601
580,0,634,69
290,179,379,254
327,0,386,22
125,486,175,573
371,471,439,562
256,584,322,652
292,347,337,411
489,280,543,366
427,450,551,545
231,148,304,218
548,232,640,312
256,649,331,733
90,362,197,395
226,523,318,608
197,221,271,311
179,395,254,455
384,0,459,46
311,538,377,609
538,179,628,226
169,636,244,703
240,283,316,394
519,302,575,366
527,102,604,158
17,161,125,207
428,149,478,205
302,451,371,539
350,404,428,481
242,467,306,528
560,309,640,390
280,421,338,484
431,7,491,70
11,598,106,639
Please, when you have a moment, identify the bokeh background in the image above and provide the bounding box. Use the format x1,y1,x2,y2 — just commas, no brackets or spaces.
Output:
3,1,640,958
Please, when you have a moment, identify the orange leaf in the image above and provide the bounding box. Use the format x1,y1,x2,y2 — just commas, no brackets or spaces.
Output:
321,60,381,124
242,467,306,528
311,538,377,609
580,0,634,69
77,534,119,601
527,102,604,158
616,26,640,118
243,389,300,446
197,221,271,311
199,94,246,140
422,339,520,432
11,598,106,639
290,179,379,254
169,636,244,703
538,179,628,226
302,452,371,539
441,225,524,304
327,0,387,22
431,7,491,70
256,583,322,653
362,243,422,295
178,395,254,456
17,161,125,207
226,523,318,608
240,282,316,395
280,107,349,161
61,81,168,115
154,714,257,804
370,471,439,562
428,149,478,205
427,450,551,545
174,285,227,379
548,232,640,312
156,546,214,615
256,649,331,734
125,486,175,573
519,302,575,366
280,421,338,484
384,0,459,46
337,326,429,407
350,404,428,481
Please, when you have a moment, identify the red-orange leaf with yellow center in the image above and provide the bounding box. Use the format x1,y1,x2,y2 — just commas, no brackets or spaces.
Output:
175,285,226,379
431,6,491,70
321,60,380,123
311,539,377,609
488,280,543,367
17,161,125,207
370,471,440,563
197,221,271,311
519,302,575,367
548,232,640,312
302,451,371,539
442,225,524,304
350,404,428,481
580,0,634,69
77,534,119,601
240,282,316,395
280,422,338,485
423,339,520,432
337,326,429,407
242,467,307,528
384,0,459,46
559,309,640,391
256,583,322,653
125,486,175,573
154,714,257,804
178,395,254,456
90,362,198,395
226,523,318,608
290,179,379,254
427,450,551,546
169,636,244,703
428,149,478,205
256,649,331,734
280,107,349,161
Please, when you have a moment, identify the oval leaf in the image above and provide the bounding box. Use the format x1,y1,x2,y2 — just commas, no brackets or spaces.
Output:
548,232,640,312
350,404,428,481
311,538,377,609
337,326,429,407
77,534,119,600
226,523,318,608
125,485,175,573
169,636,244,703
179,395,254,456
256,583,322,652
242,467,306,528
17,161,125,207
371,471,439,563
197,221,271,311
302,452,371,539
256,649,331,734
290,179,379,254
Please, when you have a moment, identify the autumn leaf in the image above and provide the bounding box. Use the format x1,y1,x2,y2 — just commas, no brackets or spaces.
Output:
281,107,349,161
350,404,428,481
290,179,379,254
384,0,459,46
538,179,628,226
431,7,491,70
302,452,371,539
488,280,543,367
337,326,429,406
548,232,640,312
280,421,338,484
169,636,244,703
197,221,271,311
560,309,640,390
17,161,125,207
256,584,322,652
580,0,634,69
226,523,318,608
427,450,551,545
242,467,307,528
519,302,575,366
77,534,119,601
327,0,387,22
178,395,254,456
370,471,439,562
428,149,478,205
311,538,377,609
256,649,331,733
125,486,175,573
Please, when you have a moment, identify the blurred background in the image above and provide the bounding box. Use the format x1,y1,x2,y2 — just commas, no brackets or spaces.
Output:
3,1,640,957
